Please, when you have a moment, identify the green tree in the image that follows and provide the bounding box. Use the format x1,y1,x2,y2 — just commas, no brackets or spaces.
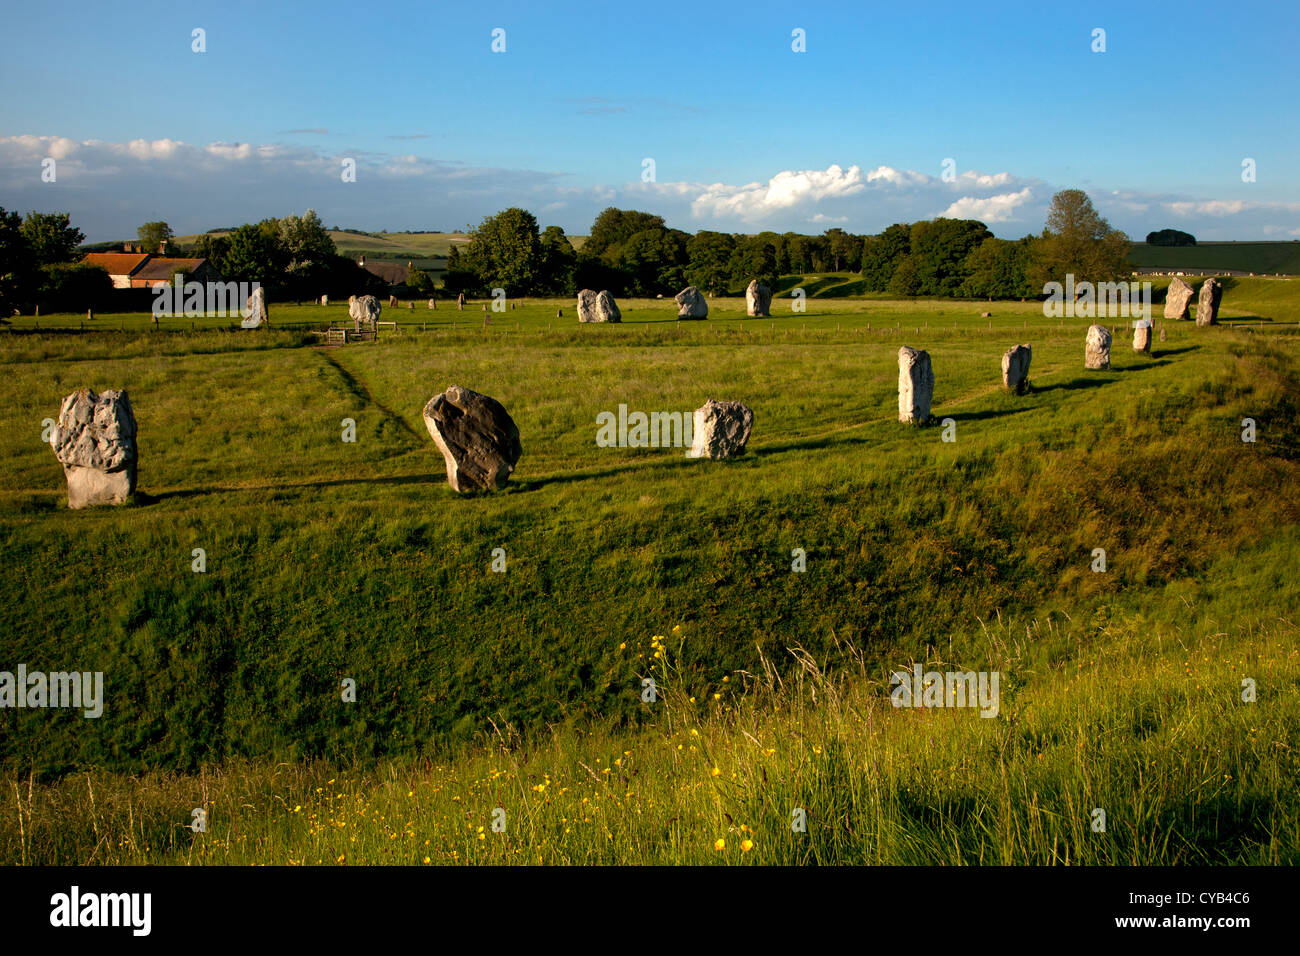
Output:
538,225,578,295
137,221,175,255
22,211,85,266
887,255,922,296
222,220,286,284
861,224,911,292
407,266,436,297
0,207,34,315
585,208,667,262
824,228,861,272
463,207,544,294
907,218,992,296
960,237,1033,299
685,231,737,293
279,210,337,295
1029,189,1131,287
616,228,688,296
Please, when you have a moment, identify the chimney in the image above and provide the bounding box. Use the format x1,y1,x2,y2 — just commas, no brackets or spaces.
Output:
124,242,132,253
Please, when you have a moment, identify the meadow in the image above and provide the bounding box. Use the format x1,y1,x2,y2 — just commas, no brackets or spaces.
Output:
1,283,1298,864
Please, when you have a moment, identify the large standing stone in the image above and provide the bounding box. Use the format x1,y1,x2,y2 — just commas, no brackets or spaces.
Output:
898,347,934,423
1164,277,1194,319
688,399,753,459
49,388,137,508
349,294,381,331
319,294,329,307
595,290,621,323
1001,344,1032,393
242,286,268,328
674,286,708,319
1197,278,1222,326
1085,324,1112,370
422,385,522,492
745,280,772,317
576,289,620,323
1133,319,1153,354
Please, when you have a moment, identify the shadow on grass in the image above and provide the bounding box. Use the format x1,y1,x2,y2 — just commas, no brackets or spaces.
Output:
943,406,1032,423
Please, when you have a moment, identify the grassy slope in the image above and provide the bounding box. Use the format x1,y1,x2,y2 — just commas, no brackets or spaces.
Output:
1,295,1298,863
1130,242,1300,275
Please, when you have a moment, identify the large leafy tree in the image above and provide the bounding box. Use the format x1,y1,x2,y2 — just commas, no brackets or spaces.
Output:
616,228,688,296
463,207,544,294
137,220,175,255
22,211,84,265
279,209,337,295
685,231,736,293
907,218,992,296
538,225,578,295
1029,189,1131,286
861,223,911,292
0,207,33,315
960,237,1034,299
221,220,286,284
585,207,667,262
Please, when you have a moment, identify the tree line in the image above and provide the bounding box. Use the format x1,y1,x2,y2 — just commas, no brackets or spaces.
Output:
447,190,1136,301
3,189,1143,316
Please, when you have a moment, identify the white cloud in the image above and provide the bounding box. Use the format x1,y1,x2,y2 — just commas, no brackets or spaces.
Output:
941,188,1034,223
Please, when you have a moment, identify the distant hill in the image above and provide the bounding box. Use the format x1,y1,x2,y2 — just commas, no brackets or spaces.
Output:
1129,241,1300,276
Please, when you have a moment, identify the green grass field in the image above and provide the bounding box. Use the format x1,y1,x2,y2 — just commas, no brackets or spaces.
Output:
2,286,1298,864
1130,241,1300,275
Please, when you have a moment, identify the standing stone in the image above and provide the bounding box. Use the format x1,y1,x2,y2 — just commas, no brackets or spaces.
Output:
1085,324,1112,370
898,347,934,423
49,388,137,508
428,298,436,310
595,290,621,323
1197,278,1222,326
242,286,268,328
349,294,381,332
1164,277,1194,319
422,385,522,492
1001,344,1032,393
577,289,600,323
320,294,329,306
389,295,399,308
457,292,466,311
1159,326,1167,342
674,286,708,319
745,280,772,317
688,399,753,459
1133,318,1153,354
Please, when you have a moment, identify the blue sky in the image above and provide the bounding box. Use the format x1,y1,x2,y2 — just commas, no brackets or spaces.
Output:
1,0,1297,241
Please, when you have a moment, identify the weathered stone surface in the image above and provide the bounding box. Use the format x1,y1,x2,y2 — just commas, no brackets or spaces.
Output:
349,294,381,331
428,298,436,310
1164,277,1194,319
595,290,621,323
674,286,708,319
422,385,522,492
898,347,934,422
745,280,771,317
688,399,753,459
1001,344,1032,393
319,294,329,306
242,286,268,328
1085,324,1112,369
1133,319,1153,353
577,289,620,323
1197,278,1222,326
49,388,137,508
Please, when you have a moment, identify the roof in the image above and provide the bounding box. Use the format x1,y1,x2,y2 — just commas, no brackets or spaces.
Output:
132,258,209,281
360,260,410,284
79,253,151,276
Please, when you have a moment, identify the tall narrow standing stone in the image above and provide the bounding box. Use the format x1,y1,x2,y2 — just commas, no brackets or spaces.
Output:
1085,325,1112,369
1001,344,1032,393
898,347,934,423
1133,319,1152,354
1197,278,1222,326
1164,277,1194,319
745,280,772,317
